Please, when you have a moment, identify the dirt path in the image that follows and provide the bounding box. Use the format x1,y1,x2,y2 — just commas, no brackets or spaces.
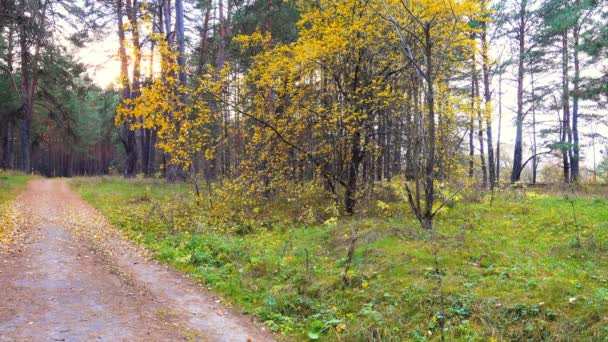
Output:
0,179,275,342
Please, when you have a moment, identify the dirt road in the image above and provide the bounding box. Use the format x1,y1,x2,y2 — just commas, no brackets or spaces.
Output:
0,179,274,342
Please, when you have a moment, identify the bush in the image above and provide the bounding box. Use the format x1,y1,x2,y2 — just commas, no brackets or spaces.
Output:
206,179,338,231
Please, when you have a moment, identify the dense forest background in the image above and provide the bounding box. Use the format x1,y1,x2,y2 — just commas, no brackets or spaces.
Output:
1,0,608,209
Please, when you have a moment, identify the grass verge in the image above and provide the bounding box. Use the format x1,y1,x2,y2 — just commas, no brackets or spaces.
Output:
0,171,33,242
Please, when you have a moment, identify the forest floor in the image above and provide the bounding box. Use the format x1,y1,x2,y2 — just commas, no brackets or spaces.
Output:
70,177,608,341
0,179,274,342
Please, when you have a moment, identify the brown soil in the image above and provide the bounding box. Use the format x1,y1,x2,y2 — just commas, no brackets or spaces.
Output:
0,179,275,342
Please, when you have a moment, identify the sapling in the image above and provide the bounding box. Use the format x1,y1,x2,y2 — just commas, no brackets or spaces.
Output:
341,229,359,289
563,185,582,248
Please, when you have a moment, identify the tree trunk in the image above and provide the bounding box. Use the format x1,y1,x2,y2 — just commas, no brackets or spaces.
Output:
476,84,487,187
216,0,226,72
531,72,538,184
18,0,31,173
127,0,147,176
468,76,475,179
175,0,186,86
472,49,487,187
511,0,526,183
496,73,502,183
197,0,212,75
116,0,137,177
18,0,49,173
423,23,436,230
571,27,580,181
148,130,157,174
2,124,9,169
404,86,415,179
345,131,362,215
561,31,571,183
481,16,496,188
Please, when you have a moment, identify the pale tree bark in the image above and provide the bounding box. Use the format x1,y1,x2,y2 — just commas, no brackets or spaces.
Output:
480,11,496,188
476,73,488,188
531,72,538,184
468,55,475,179
496,73,503,182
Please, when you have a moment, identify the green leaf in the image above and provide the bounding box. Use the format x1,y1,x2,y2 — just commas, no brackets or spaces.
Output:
468,20,481,29
307,332,320,340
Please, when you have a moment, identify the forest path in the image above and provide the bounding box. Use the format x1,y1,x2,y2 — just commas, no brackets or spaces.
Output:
0,179,274,342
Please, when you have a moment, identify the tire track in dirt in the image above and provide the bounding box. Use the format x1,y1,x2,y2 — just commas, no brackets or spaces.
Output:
0,179,275,342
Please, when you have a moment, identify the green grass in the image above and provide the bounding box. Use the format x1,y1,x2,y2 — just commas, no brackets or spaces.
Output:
72,177,608,341
0,171,33,239
0,172,32,204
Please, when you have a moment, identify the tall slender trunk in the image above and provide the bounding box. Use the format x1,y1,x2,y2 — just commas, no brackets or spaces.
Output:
383,115,392,180
165,0,187,182
496,73,503,183
175,0,186,86
18,0,32,172
2,124,10,169
127,0,147,175
148,130,157,174
476,75,487,188
265,0,273,36
126,0,141,98
144,1,160,175
531,72,538,184
471,47,487,186
3,25,15,169
481,16,496,188
468,45,476,179
405,86,415,179
14,0,48,173
216,0,230,176
216,0,226,71
163,0,171,43
561,31,571,183
422,23,436,231
197,0,212,75
345,130,362,215
571,27,580,181
162,0,183,182
193,0,212,181
117,0,137,177
592,132,597,182
511,0,526,183
140,125,149,174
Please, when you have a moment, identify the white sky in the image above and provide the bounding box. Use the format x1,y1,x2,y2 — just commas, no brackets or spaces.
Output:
78,35,121,88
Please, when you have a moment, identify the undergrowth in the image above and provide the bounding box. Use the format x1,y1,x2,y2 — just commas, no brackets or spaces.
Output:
72,176,608,341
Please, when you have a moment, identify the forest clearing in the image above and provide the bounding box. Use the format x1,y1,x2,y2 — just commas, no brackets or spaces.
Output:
2,0,608,340
1,174,608,341
71,177,608,341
